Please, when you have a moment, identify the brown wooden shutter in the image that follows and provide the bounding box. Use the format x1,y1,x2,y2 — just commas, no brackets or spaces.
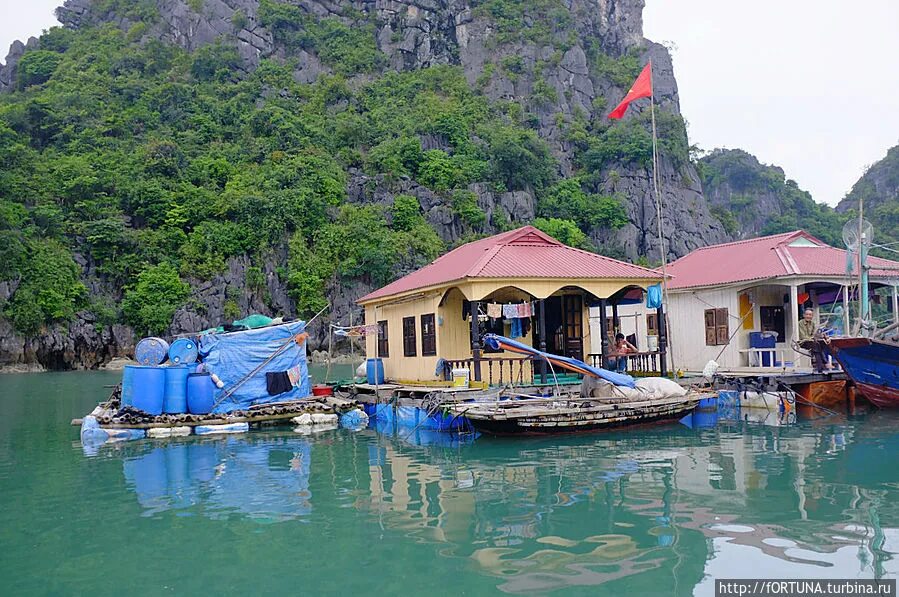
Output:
377,321,389,358
402,316,417,357
420,314,436,356
704,309,717,346
715,308,729,345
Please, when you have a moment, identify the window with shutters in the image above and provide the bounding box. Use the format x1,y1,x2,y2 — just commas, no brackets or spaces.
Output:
704,308,729,346
421,314,436,356
402,316,417,357
377,320,389,358
646,313,658,336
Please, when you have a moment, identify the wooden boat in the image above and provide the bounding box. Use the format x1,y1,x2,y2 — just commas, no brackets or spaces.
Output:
447,392,703,435
829,337,899,408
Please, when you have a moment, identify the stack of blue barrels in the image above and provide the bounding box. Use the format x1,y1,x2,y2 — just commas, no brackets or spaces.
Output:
121,336,216,416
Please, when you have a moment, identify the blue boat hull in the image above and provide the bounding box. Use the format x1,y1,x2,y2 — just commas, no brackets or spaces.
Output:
829,338,899,408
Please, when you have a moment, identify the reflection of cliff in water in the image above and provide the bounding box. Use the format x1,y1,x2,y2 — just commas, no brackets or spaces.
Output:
111,413,899,592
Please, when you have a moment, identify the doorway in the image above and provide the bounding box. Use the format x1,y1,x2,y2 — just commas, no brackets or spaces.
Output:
542,295,584,361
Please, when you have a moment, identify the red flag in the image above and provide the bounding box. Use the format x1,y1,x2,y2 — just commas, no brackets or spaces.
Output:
608,61,652,119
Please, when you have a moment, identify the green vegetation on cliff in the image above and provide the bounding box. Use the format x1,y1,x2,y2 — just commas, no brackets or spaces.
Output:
0,2,670,339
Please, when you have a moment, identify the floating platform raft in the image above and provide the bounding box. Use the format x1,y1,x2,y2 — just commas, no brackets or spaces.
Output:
74,385,361,431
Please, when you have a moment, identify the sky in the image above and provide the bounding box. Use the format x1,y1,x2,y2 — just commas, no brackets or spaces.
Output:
2,0,898,206
643,0,899,206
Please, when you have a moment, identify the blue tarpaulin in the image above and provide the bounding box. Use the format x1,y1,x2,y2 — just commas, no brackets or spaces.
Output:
199,321,311,413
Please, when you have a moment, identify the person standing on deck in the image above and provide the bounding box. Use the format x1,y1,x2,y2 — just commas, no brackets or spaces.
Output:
797,308,826,372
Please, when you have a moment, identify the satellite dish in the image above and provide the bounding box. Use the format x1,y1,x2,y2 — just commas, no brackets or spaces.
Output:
842,218,873,250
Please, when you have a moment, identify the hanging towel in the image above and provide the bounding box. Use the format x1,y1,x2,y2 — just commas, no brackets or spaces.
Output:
266,371,293,396
502,304,518,319
646,284,663,309
519,302,532,318
510,317,523,339
286,365,303,386
487,303,502,319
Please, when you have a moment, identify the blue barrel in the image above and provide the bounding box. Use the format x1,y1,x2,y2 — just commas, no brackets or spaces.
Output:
135,337,170,366
366,358,385,385
122,365,165,414
163,365,191,414
187,373,215,415
168,338,198,365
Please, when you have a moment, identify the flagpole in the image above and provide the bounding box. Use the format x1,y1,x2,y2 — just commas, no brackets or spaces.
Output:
648,60,674,375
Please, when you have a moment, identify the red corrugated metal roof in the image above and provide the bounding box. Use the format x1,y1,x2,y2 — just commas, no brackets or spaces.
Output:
666,230,899,290
358,226,663,302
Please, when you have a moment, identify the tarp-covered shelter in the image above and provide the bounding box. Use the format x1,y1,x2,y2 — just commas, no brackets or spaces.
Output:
200,321,311,412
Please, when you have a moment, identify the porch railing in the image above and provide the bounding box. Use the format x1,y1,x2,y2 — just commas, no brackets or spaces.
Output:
445,357,535,386
587,352,662,376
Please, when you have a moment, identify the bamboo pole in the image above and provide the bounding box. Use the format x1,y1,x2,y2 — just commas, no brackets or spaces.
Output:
649,61,675,374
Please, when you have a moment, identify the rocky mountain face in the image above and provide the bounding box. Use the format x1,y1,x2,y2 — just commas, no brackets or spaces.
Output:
836,144,899,256
837,144,899,213
697,148,846,248
0,0,730,369
697,149,794,239
43,0,729,258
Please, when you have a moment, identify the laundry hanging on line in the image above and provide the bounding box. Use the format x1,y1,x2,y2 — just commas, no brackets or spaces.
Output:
331,323,380,337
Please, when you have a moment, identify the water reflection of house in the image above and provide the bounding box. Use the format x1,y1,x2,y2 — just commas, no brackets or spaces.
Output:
358,226,665,385
612,230,899,371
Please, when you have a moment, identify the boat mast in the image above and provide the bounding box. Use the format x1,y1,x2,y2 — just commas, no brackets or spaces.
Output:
857,197,869,335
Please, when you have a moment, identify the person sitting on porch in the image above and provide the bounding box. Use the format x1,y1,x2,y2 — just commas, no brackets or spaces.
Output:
797,308,826,372
607,333,638,373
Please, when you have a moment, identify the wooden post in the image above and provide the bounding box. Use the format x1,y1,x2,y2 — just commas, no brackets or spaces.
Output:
842,285,851,335
326,321,333,382
470,300,482,382
612,302,620,335
598,298,610,366
657,303,668,377
789,284,800,367
893,284,899,325
538,298,547,384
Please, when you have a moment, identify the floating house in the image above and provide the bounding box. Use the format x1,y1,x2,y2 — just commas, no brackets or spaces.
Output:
614,230,899,372
358,226,666,385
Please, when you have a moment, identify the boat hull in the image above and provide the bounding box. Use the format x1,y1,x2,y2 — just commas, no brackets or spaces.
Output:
828,338,899,408
458,398,700,436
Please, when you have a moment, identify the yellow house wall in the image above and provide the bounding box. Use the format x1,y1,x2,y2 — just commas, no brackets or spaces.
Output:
437,288,474,360
363,291,443,382
361,277,659,382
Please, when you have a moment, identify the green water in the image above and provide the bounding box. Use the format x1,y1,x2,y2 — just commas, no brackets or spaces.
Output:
2,372,899,595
